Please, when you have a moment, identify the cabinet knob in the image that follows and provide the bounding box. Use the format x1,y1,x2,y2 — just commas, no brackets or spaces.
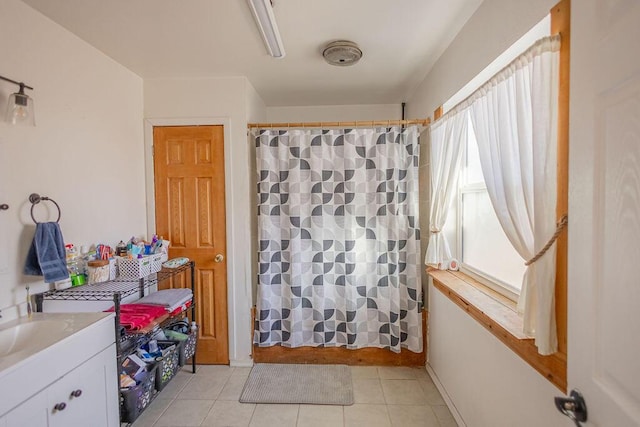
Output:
54,402,66,411
71,389,82,398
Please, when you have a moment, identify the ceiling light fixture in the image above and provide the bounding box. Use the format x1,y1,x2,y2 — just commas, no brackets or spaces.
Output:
247,0,286,58
0,74,35,126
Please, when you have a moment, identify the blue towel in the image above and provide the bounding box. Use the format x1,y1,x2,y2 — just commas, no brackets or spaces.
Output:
24,222,69,283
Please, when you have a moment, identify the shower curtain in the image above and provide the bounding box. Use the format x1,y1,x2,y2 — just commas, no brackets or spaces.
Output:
253,126,422,353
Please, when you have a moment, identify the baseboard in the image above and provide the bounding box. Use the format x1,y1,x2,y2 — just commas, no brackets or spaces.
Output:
426,363,466,427
230,359,254,368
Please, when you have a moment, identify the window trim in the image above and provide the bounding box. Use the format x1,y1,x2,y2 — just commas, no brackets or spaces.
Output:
428,268,567,391
458,264,520,302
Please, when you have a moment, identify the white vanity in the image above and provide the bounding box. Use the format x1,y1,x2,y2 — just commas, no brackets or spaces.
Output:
0,312,118,427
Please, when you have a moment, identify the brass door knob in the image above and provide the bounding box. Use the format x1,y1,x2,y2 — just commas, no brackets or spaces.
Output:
214,254,224,263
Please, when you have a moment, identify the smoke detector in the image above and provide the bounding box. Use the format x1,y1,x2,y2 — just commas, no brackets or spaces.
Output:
322,40,362,66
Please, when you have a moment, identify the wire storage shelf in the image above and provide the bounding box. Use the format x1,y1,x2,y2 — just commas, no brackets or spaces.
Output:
35,260,196,426
155,262,193,282
37,262,192,302
39,276,156,301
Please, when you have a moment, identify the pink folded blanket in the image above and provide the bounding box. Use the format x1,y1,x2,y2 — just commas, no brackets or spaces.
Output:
106,303,168,331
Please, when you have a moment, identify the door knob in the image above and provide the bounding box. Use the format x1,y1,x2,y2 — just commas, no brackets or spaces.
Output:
214,254,224,263
555,389,587,426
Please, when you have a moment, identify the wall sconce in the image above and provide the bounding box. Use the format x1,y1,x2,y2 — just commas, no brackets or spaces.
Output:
0,74,35,126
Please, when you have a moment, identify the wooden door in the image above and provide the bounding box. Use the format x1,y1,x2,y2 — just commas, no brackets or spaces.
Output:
568,0,640,424
154,125,229,364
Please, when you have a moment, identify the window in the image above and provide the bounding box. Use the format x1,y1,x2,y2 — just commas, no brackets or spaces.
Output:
457,116,525,299
429,0,569,388
443,17,551,300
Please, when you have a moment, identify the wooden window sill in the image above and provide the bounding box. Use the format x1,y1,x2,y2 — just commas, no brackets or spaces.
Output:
428,268,567,391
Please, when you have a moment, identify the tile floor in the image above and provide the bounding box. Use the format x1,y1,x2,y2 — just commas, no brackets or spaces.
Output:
130,365,457,427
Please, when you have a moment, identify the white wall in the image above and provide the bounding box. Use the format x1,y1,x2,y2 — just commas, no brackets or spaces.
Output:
407,0,563,425
246,81,266,124
407,0,555,119
0,0,145,318
429,287,565,426
144,76,256,366
266,104,401,123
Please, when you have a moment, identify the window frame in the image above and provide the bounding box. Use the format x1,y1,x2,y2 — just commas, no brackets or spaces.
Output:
454,117,522,303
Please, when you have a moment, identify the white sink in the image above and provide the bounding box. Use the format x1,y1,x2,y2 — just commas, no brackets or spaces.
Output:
0,319,72,357
0,312,115,417
0,312,112,374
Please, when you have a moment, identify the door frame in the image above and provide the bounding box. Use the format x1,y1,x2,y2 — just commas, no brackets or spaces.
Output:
144,117,249,366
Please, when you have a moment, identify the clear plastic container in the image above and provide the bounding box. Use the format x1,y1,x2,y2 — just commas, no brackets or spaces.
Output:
68,259,86,286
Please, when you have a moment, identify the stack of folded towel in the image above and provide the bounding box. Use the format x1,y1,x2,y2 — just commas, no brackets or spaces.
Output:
136,289,193,316
106,304,168,331
106,289,193,331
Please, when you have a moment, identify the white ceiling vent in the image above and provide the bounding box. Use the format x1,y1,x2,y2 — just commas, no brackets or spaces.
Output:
322,40,362,66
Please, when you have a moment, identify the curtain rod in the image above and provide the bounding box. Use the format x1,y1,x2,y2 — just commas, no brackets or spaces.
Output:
432,33,562,126
247,118,430,129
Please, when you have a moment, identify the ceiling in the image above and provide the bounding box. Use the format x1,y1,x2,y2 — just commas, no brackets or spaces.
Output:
21,0,483,106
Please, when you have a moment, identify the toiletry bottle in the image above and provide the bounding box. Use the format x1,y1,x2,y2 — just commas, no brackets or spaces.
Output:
116,240,127,257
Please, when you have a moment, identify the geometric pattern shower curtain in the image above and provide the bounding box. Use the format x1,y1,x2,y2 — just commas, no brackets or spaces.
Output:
253,126,422,353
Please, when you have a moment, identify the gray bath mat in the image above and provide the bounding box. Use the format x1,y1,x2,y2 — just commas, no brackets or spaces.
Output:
239,363,354,405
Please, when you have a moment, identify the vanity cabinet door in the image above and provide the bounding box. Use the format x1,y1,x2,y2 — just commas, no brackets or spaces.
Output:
3,389,49,427
47,344,117,427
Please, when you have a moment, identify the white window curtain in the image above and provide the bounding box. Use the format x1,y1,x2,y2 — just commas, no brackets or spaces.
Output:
468,35,561,355
425,110,468,268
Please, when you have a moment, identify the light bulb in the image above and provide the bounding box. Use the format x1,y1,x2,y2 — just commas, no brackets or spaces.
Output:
12,105,28,121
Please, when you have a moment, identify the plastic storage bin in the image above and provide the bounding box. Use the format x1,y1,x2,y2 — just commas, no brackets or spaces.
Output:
149,253,164,274
120,364,157,424
154,341,180,391
163,327,197,366
179,332,197,366
117,256,152,279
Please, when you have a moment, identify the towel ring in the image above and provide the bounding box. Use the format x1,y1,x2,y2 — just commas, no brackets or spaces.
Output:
29,193,61,223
